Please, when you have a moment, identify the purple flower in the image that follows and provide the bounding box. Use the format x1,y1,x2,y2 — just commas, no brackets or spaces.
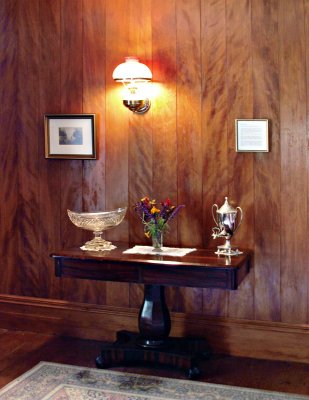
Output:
133,196,185,235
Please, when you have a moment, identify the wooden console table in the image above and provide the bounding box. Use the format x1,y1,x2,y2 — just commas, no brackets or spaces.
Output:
52,243,250,378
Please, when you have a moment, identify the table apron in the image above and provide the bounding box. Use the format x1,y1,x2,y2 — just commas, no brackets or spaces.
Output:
55,259,239,289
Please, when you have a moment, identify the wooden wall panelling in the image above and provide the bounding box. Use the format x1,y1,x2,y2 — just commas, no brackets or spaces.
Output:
105,0,130,244
252,0,281,321
128,0,153,309
0,0,19,294
59,0,85,302
176,0,203,314
306,0,309,325
105,0,130,308
279,0,307,323
4,295,309,365
151,0,179,312
82,0,106,213
17,0,41,297
176,0,203,250
59,0,84,241
3,0,309,340
151,0,178,247
225,0,255,319
128,0,153,245
82,0,107,305
201,0,229,317
38,0,62,300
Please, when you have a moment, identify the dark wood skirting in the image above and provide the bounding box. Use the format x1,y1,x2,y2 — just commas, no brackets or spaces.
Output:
0,294,308,364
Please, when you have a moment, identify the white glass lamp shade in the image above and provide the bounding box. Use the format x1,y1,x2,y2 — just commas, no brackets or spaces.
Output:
112,57,152,83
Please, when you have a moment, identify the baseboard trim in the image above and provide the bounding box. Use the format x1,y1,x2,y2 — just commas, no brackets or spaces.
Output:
0,294,308,363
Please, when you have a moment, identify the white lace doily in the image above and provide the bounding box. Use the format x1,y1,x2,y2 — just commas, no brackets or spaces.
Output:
123,245,196,257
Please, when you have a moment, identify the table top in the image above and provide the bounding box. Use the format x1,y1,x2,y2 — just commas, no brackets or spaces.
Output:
52,242,251,290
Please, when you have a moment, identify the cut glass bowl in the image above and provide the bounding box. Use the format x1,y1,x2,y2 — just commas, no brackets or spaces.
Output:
67,207,127,251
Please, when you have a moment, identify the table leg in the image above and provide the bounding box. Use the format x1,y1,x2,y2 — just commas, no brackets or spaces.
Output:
137,284,171,348
95,284,210,379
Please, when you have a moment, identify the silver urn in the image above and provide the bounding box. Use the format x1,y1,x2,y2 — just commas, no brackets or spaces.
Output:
211,197,243,256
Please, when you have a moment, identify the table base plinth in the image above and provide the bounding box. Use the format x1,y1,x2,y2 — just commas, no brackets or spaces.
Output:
95,330,211,379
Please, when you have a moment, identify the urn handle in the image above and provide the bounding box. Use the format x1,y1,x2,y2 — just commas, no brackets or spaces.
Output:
212,204,219,226
234,206,243,233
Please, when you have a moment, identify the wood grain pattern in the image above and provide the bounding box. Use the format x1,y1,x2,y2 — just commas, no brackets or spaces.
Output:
104,0,129,244
0,0,18,295
59,0,85,302
17,0,41,297
127,0,153,309
82,0,106,213
152,0,178,312
201,0,229,317
306,0,309,326
104,0,130,308
176,0,203,250
59,0,84,252
152,1,178,247
38,0,62,299
1,0,309,338
81,0,107,306
225,0,255,320
128,1,153,245
252,0,280,321
279,0,307,324
176,0,203,314
2,295,309,365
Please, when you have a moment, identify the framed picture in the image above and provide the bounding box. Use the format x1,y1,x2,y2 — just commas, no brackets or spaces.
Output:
235,119,269,152
44,114,96,159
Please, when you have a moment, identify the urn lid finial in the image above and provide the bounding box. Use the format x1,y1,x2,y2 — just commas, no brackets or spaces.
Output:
217,197,237,214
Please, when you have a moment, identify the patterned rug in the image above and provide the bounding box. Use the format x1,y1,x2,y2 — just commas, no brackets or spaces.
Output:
0,362,308,400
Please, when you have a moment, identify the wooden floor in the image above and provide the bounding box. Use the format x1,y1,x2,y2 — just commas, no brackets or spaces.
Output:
0,328,308,396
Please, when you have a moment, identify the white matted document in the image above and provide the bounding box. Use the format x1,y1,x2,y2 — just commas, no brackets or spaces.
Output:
235,119,269,152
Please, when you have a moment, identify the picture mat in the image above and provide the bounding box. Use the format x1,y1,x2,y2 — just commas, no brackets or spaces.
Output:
49,118,93,155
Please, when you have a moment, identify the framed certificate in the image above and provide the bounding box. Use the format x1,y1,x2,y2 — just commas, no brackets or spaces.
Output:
235,119,269,152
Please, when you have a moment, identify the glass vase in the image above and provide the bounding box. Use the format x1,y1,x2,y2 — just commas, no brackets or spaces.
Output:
151,230,163,252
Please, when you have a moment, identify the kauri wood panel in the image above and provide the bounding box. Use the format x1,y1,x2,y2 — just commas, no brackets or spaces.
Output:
176,0,203,314
0,0,18,294
306,0,309,325
225,0,254,319
17,0,41,297
279,0,307,324
59,0,85,302
105,0,130,308
82,0,106,213
38,0,62,299
82,0,107,306
151,0,178,312
1,0,309,331
151,0,178,247
201,0,229,317
128,0,153,310
252,0,281,321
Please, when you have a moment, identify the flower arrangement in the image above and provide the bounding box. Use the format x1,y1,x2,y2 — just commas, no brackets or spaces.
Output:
134,196,185,241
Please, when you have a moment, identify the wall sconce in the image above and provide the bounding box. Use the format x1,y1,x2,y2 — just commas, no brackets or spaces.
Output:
112,57,152,114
